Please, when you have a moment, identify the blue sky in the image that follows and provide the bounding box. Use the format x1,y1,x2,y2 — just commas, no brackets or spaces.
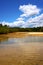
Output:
0,0,43,27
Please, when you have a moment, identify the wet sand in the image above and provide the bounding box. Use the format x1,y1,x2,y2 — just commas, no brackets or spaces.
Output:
0,32,43,39
0,32,43,41
0,42,43,65
28,32,43,36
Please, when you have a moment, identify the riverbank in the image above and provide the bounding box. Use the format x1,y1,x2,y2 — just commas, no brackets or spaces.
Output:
0,32,43,39
28,32,43,36
0,32,43,41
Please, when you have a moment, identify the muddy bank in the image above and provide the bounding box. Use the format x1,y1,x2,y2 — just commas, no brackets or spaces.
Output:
0,32,43,41
0,32,43,38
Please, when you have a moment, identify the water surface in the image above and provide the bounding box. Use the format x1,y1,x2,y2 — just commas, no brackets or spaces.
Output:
0,36,43,44
0,36,43,65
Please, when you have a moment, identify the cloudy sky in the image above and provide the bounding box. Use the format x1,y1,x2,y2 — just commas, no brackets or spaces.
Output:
0,0,43,27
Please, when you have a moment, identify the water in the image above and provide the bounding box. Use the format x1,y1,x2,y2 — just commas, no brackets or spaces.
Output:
0,36,43,65
0,36,43,44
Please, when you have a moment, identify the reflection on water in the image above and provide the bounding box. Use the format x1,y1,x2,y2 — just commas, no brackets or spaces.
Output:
0,36,8,44
0,36,43,65
0,36,43,44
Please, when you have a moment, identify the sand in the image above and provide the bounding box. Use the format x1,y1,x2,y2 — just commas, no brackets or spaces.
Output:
28,32,43,36
5,32,43,37
0,32,43,39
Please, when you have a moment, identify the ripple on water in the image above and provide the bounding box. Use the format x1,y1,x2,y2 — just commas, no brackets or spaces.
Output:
0,36,43,65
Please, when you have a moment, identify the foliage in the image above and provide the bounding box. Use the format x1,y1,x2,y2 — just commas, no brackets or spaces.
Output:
0,24,43,34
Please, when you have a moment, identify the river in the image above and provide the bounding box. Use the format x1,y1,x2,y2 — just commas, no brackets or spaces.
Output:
0,36,43,65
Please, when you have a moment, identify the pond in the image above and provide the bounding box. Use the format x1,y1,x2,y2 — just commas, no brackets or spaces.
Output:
0,36,43,65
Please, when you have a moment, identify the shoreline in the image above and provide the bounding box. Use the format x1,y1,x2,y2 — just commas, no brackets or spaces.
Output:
27,32,43,36
0,32,43,41
0,32,43,38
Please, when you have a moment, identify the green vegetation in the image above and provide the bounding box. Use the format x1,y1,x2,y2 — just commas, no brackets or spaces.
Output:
0,24,43,34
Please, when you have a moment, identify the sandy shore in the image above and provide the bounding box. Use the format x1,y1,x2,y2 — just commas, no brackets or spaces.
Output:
5,32,43,37
0,32,43,38
28,32,43,36
0,32,43,41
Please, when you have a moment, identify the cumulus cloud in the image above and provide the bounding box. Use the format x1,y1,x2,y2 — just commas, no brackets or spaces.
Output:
19,4,40,17
1,4,43,28
1,21,13,27
13,20,25,27
27,14,43,23
23,14,43,27
1,20,25,27
16,17,24,21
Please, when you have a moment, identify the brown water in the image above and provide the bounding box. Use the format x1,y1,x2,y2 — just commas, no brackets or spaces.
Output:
0,36,43,65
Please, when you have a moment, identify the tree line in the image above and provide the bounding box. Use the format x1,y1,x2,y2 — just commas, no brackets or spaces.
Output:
0,24,43,34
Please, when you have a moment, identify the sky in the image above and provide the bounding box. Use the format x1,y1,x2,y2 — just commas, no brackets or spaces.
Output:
0,0,43,27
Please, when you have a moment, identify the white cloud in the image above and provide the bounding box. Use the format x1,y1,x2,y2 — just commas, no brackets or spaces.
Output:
1,21,13,27
1,20,25,27
16,17,24,21
27,14,43,23
23,14,43,27
19,4,40,17
13,20,25,27
0,4,43,28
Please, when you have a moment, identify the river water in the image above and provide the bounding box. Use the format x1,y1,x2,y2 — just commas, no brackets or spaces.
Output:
0,36,43,65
